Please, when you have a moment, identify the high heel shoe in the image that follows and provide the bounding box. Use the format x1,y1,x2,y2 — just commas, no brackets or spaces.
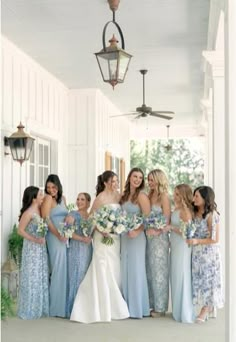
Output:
195,307,209,324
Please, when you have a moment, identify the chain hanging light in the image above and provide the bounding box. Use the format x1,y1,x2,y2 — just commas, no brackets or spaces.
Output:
95,0,132,89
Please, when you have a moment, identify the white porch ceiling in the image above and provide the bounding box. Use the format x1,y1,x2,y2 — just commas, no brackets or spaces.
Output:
1,0,210,136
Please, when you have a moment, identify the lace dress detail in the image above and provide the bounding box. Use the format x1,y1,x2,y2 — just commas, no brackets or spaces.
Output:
146,205,169,313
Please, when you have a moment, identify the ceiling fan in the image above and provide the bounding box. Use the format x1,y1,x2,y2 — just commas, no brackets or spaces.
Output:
111,69,175,120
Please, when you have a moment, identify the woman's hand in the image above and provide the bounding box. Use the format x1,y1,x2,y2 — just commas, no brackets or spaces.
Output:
146,228,162,237
58,235,68,243
36,237,46,245
186,238,199,245
81,236,92,244
65,216,75,225
128,229,141,238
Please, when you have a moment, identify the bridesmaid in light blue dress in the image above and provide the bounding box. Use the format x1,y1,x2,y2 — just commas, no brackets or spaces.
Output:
120,168,151,318
146,169,171,317
41,174,68,317
17,186,49,319
169,184,195,323
66,192,92,317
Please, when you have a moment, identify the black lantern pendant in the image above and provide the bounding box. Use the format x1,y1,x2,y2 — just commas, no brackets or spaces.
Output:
95,0,132,89
6,122,35,165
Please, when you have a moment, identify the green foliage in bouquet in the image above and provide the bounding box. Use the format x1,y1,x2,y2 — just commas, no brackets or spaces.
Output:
1,287,15,320
8,223,23,267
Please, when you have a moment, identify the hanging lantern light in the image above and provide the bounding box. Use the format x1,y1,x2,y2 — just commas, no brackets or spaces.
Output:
95,0,132,89
5,122,35,165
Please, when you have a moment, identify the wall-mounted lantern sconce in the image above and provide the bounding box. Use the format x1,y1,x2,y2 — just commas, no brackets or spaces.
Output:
95,0,132,89
4,122,35,165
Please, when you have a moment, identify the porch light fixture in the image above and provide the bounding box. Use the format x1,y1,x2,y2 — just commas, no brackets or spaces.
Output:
4,122,35,165
95,0,132,89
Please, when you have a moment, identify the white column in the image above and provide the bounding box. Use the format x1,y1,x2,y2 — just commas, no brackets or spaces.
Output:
202,50,225,286
225,1,236,341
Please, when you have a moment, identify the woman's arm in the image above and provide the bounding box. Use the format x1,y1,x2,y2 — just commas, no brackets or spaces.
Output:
18,212,45,244
128,192,151,238
161,192,171,224
41,194,64,240
187,213,219,245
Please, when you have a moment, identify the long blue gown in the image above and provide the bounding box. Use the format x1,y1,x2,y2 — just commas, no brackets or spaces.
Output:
146,205,169,313
46,202,68,317
18,213,49,319
170,210,195,323
121,201,150,318
66,211,92,317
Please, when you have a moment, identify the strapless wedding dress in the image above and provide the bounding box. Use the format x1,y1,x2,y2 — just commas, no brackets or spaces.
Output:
70,204,129,323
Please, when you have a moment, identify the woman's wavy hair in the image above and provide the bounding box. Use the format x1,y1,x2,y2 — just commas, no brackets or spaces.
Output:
175,184,193,212
95,170,117,197
120,167,145,204
19,186,39,221
45,174,63,204
193,186,219,218
148,169,169,200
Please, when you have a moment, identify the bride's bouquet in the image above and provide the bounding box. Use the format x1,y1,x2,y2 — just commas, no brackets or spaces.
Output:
179,219,197,246
92,206,126,246
58,221,76,247
144,211,167,237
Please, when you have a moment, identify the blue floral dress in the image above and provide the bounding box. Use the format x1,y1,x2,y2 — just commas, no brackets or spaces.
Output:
192,211,224,308
121,201,150,318
66,211,92,317
18,213,49,319
170,210,195,323
146,206,169,313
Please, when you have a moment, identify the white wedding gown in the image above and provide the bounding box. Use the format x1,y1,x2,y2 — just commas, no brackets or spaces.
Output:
70,204,129,323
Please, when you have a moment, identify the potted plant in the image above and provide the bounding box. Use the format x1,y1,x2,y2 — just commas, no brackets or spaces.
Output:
8,224,23,267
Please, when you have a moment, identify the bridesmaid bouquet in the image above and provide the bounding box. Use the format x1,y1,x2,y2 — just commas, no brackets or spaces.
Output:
179,219,197,246
58,222,76,247
33,215,48,237
80,217,94,237
92,207,126,246
144,211,167,231
123,212,143,232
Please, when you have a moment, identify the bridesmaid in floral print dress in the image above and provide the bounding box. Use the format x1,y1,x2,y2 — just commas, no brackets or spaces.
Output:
17,186,49,319
187,186,224,323
146,169,171,317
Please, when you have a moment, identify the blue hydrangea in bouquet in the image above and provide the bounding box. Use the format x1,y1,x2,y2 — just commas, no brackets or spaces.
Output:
92,206,126,246
33,214,48,237
58,222,76,247
80,216,94,237
179,219,197,247
144,210,167,238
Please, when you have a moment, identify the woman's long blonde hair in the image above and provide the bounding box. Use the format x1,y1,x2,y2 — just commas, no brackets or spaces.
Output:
148,169,169,200
175,184,193,212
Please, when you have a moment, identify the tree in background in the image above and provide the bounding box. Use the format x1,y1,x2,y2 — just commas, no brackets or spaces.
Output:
130,138,204,195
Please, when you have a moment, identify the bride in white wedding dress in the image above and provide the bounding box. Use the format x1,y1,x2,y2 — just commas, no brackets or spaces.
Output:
70,171,129,323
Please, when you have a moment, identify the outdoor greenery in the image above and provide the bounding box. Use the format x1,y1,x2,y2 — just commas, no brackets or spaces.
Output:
130,138,204,195
8,223,23,267
1,287,15,320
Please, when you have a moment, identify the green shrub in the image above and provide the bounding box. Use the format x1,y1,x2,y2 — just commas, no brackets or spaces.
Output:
1,287,15,320
8,224,23,267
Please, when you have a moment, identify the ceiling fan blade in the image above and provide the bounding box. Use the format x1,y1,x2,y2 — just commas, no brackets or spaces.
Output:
110,112,137,118
153,111,175,115
150,111,174,120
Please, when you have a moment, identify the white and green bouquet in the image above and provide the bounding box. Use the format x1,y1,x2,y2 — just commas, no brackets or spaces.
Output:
179,219,197,246
123,212,143,232
58,222,76,247
80,217,94,237
33,214,48,237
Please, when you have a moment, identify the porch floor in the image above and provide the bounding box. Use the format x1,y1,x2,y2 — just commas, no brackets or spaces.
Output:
1,309,225,342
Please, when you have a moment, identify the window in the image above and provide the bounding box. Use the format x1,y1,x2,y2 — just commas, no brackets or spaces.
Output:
30,137,50,189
